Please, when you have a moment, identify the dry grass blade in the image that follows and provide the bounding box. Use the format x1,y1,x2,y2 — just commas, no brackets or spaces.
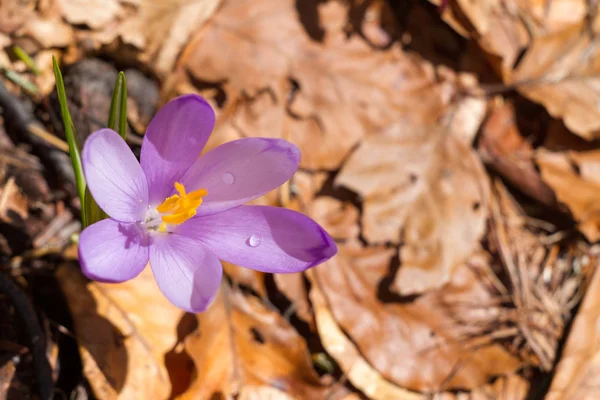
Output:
488,180,590,371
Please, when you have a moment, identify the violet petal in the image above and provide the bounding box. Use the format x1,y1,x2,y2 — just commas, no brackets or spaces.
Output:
140,95,215,204
180,138,300,216
78,219,149,283
178,205,337,273
82,129,148,222
149,233,222,312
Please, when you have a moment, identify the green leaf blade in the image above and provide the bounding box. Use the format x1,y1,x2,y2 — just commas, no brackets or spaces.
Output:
83,187,107,227
52,56,86,211
108,71,128,140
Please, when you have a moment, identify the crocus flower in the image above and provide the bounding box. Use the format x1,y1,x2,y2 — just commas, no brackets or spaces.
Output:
78,95,337,312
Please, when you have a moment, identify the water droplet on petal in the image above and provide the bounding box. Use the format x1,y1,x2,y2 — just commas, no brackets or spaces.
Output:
222,172,235,185
247,234,262,247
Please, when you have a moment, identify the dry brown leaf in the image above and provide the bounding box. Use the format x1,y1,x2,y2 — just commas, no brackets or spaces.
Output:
0,0,36,34
439,0,600,139
222,261,266,298
306,197,360,242
274,197,360,326
0,360,16,400
433,374,529,400
56,265,185,400
308,266,424,400
310,241,519,393
57,0,123,29
20,17,74,48
237,386,295,400
546,252,600,400
0,177,28,222
435,0,586,76
536,149,600,241
336,119,489,294
509,22,600,139
469,374,529,400
42,0,221,78
173,0,467,170
273,272,313,327
180,283,333,400
478,101,558,208
288,171,329,211
112,0,222,77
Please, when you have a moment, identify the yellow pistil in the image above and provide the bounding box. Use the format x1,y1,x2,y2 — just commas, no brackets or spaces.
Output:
156,182,207,232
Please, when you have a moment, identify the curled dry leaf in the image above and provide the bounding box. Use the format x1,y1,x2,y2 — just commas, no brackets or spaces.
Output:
478,101,558,209
180,283,335,400
174,0,463,170
336,120,490,294
439,0,600,139
546,250,600,400
310,241,519,393
536,149,600,241
56,265,185,400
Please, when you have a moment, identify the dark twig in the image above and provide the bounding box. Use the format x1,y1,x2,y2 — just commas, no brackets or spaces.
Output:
0,81,76,194
0,272,54,400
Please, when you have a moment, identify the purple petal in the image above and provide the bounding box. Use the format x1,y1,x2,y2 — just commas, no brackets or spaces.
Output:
82,129,149,222
140,95,215,204
149,233,222,312
177,205,337,273
78,219,149,283
180,138,300,216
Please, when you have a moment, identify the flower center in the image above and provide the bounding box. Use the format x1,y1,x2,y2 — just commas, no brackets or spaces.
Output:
154,182,207,232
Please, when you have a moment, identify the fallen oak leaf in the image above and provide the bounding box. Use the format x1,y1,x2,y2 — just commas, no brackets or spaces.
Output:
307,266,424,400
536,149,600,241
56,265,186,400
114,0,222,77
336,118,489,294
305,197,360,242
180,282,336,400
478,101,558,209
310,241,519,393
436,0,600,140
434,0,587,77
173,0,456,170
57,0,122,29
508,21,600,139
273,197,360,327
